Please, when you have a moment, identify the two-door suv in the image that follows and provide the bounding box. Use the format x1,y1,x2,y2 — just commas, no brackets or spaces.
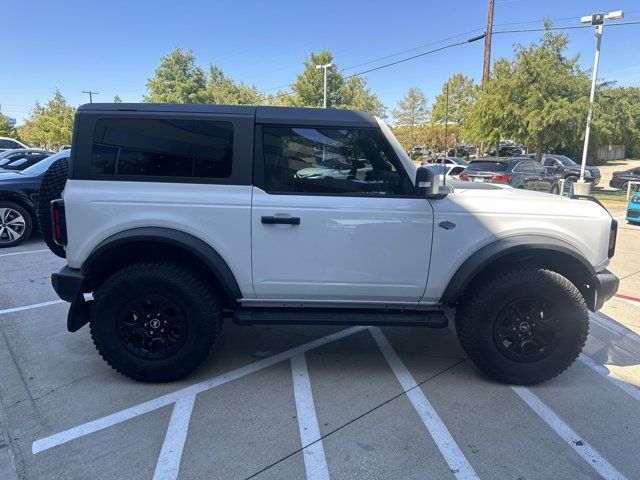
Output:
47,103,619,384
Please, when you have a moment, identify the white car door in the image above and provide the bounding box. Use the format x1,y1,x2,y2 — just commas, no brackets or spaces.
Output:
251,125,434,304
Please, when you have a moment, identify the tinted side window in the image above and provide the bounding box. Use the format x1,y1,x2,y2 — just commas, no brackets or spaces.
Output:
542,158,554,167
533,163,546,174
91,119,233,179
0,140,20,149
262,126,412,196
512,162,525,173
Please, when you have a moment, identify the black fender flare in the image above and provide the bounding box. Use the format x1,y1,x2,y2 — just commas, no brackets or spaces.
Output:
440,235,596,305
84,227,242,301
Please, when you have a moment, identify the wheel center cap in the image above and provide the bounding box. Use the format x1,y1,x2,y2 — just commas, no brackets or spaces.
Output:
149,319,161,329
519,322,530,332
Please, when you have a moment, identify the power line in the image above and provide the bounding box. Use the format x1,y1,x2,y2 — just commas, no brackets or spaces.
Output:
493,20,640,35
342,38,478,80
341,27,485,72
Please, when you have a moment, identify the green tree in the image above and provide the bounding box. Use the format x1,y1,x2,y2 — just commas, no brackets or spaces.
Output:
282,50,385,116
465,24,590,160
337,76,386,118
0,113,17,137
113,94,122,103
431,74,478,126
392,87,429,125
592,85,640,158
205,65,263,105
144,48,208,103
19,90,75,149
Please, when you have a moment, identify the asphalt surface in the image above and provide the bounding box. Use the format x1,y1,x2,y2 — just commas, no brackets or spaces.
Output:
1,223,639,480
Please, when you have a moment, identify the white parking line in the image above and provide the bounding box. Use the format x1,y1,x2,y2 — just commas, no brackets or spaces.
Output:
32,326,366,454
369,327,479,480
0,248,50,258
590,312,640,344
152,395,196,480
291,354,330,480
578,354,640,403
512,386,626,480
0,300,64,316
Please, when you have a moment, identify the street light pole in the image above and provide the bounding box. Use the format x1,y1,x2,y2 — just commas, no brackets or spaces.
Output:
315,63,333,108
579,24,602,183
576,10,624,195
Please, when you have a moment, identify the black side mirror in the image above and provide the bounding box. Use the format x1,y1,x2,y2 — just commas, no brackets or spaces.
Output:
416,166,444,198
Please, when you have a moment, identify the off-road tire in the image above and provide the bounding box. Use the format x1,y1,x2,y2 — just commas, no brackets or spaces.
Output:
455,268,588,385
89,261,222,382
37,157,69,258
0,201,33,247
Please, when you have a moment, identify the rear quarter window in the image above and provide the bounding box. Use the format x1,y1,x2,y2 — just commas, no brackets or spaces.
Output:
90,118,233,180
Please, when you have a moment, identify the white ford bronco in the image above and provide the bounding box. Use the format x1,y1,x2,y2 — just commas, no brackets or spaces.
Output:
45,103,619,384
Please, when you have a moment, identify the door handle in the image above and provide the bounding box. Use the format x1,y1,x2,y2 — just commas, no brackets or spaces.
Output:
261,216,301,225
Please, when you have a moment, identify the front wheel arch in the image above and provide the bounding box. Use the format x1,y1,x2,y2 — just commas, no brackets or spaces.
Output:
440,237,596,310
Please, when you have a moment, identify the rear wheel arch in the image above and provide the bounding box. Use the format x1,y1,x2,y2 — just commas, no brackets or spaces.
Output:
83,228,242,306
441,236,597,310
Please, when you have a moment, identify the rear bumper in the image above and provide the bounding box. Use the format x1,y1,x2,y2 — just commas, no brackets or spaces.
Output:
592,269,619,311
51,266,91,332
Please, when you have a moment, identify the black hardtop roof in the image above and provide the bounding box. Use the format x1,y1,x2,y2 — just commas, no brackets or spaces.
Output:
77,103,379,127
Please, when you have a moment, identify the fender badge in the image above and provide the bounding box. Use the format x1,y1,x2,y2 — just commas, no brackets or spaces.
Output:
439,221,456,230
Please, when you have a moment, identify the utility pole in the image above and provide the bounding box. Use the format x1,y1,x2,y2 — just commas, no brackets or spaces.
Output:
82,90,99,103
479,0,495,156
315,63,333,108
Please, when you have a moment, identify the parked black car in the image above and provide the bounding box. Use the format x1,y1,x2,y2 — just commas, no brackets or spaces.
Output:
540,154,600,186
488,145,524,157
609,166,640,192
0,149,54,172
0,150,70,247
459,157,559,193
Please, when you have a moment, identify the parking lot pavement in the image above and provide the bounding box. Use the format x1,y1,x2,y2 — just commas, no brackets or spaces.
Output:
1,237,639,480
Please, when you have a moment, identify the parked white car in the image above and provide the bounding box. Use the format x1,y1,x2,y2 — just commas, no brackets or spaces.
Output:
44,104,618,385
0,137,28,151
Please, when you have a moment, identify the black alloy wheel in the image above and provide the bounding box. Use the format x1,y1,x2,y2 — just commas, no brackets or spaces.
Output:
493,298,560,363
117,294,188,360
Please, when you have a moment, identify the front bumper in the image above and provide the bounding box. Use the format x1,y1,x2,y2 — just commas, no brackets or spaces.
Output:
626,203,640,222
52,266,91,332
592,269,619,311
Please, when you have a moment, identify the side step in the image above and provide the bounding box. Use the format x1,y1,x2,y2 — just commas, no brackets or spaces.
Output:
233,308,448,328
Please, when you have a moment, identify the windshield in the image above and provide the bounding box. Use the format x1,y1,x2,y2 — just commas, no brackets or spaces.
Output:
466,161,507,172
554,155,577,166
22,151,69,175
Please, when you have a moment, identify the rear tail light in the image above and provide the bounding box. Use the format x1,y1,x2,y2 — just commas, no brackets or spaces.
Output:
490,174,513,183
608,219,617,258
612,172,619,178
51,199,67,246
459,172,469,181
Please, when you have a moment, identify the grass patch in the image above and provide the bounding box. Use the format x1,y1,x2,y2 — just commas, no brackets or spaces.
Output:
591,191,631,203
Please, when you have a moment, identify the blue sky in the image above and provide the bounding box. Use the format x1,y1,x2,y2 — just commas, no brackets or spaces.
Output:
3,0,640,124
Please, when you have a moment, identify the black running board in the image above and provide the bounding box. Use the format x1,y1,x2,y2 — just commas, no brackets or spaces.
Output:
233,308,448,328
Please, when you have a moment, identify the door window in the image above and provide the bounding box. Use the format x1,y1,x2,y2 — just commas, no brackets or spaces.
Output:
262,126,412,196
